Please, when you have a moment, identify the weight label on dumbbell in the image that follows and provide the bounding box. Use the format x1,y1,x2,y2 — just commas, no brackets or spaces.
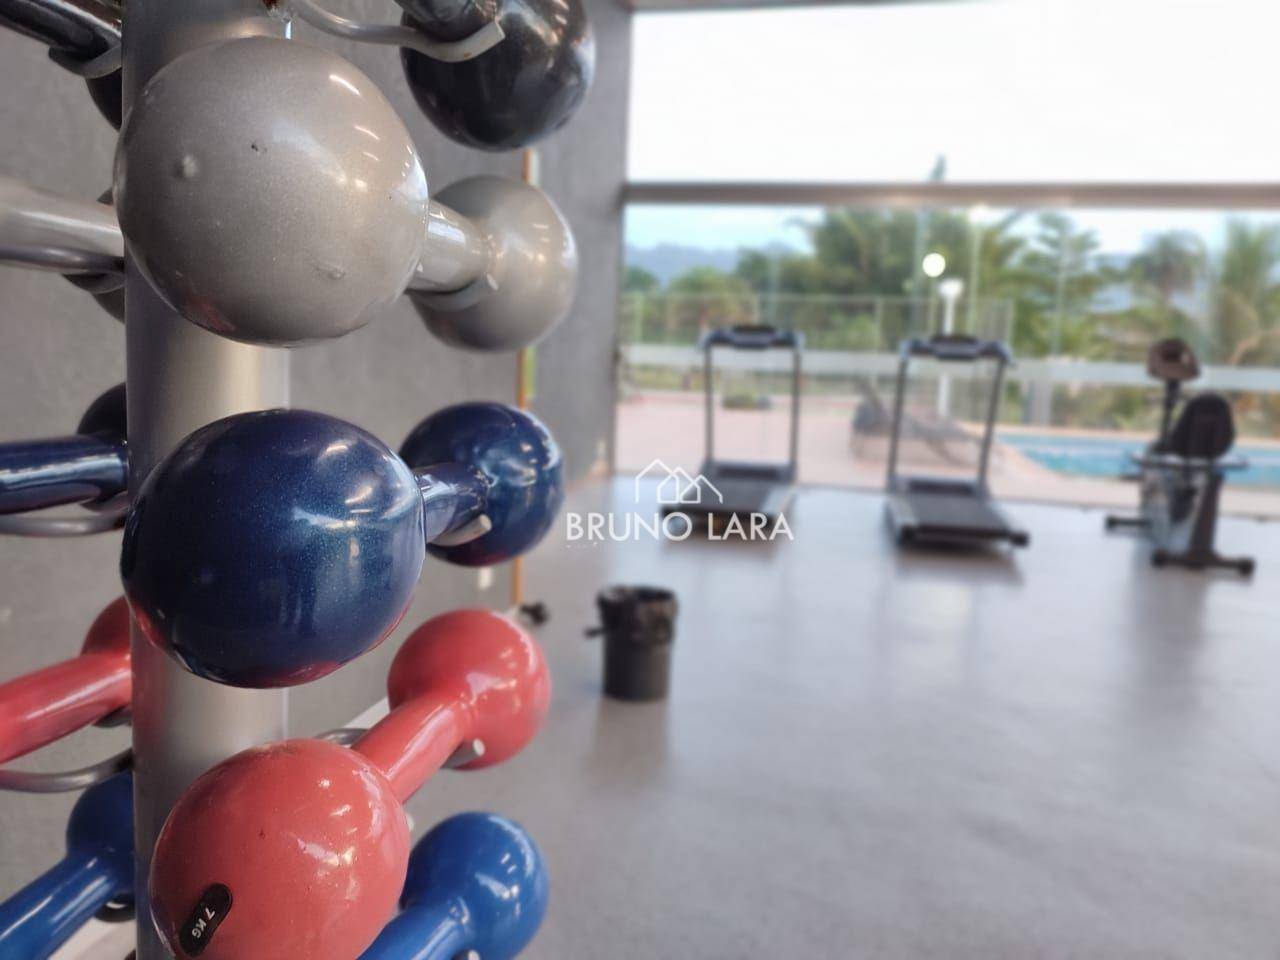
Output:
179,883,233,956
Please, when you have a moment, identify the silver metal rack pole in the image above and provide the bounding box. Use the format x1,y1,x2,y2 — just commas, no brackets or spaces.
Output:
122,4,291,957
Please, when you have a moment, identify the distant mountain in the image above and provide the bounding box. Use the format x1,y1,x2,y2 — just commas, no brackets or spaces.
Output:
625,242,801,286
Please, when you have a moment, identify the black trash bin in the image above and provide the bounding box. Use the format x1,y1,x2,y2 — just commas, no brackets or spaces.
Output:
591,586,677,701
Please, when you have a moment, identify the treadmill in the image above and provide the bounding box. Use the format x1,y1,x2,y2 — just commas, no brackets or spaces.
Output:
663,324,802,525
883,333,1029,548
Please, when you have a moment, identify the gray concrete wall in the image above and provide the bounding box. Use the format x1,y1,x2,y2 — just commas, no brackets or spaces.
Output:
0,1,627,897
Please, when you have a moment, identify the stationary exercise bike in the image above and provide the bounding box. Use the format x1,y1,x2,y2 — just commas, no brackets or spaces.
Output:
1105,338,1255,576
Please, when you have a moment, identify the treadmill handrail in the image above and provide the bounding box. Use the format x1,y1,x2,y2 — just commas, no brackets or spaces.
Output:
700,324,804,351
701,325,802,476
900,334,1012,365
885,335,1012,491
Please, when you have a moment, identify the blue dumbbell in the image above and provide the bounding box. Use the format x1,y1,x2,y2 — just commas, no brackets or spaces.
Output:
0,384,126,516
122,402,563,687
361,812,548,960
0,772,133,959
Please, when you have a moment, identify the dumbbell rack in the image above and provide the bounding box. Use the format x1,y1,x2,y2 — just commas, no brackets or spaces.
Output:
123,9,292,960
0,0,589,955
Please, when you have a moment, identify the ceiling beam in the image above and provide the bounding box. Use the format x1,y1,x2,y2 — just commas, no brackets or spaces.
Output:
627,0,971,11
625,181,1280,210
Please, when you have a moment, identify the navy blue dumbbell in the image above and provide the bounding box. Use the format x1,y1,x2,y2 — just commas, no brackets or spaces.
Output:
121,402,562,687
400,0,595,151
361,811,548,960
0,772,133,959
0,384,126,516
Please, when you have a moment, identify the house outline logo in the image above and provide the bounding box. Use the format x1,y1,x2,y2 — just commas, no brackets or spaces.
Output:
635,459,724,507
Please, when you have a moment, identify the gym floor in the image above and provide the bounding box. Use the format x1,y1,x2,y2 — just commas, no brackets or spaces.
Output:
407,479,1280,959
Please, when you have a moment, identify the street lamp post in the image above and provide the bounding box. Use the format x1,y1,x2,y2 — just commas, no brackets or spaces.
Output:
937,277,965,418
922,252,946,336
967,205,989,335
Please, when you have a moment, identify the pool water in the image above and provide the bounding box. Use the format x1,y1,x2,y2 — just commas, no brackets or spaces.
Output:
1001,432,1280,488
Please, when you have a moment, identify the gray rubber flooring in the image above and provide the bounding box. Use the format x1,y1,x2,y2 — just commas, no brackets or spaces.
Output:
405,480,1280,959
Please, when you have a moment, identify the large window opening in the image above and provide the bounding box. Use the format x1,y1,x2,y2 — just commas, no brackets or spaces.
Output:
618,203,1280,516
618,0,1280,517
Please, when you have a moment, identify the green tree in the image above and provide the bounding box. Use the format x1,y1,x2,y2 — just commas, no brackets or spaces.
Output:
1212,220,1280,366
805,209,920,296
733,209,923,299
924,210,1030,341
619,267,664,343
734,208,1030,348
1131,231,1203,310
623,266,661,294
735,249,824,297
1119,230,1207,354
1017,213,1115,358
664,266,756,342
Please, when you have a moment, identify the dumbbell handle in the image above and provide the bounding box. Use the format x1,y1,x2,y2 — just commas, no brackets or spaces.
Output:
359,898,472,960
408,200,490,295
353,611,546,804
0,649,130,764
354,691,468,805
0,435,127,514
362,810,546,960
0,598,129,764
0,0,120,63
395,0,489,41
416,462,487,543
0,173,488,297
0,851,126,960
0,175,122,275
0,428,482,527
0,174,499,299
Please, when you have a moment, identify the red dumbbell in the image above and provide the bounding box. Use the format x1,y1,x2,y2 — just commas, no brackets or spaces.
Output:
149,609,550,960
0,597,130,764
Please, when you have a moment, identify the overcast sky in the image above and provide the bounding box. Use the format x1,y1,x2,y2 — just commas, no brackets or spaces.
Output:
626,0,1280,254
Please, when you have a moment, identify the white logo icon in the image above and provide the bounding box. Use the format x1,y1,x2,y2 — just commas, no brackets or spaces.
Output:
635,459,724,507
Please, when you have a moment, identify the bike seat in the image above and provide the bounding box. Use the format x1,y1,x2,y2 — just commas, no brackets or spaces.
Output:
1164,393,1235,460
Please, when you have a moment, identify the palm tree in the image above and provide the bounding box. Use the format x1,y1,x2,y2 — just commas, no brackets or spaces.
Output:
926,210,1029,339
1131,231,1204,310
1108,231,1209,359
1212,220,1280,366
1017,213,1115,358
803,208,920,297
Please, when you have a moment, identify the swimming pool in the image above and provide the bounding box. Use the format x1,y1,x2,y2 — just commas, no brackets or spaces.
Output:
1000,432,1280,488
